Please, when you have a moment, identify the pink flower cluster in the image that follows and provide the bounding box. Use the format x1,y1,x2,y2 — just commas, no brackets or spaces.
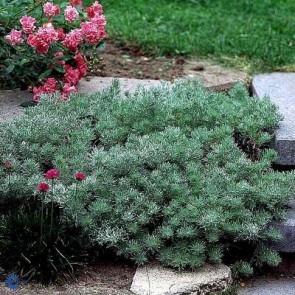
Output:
27,24,60,54
5,0,106,102
37,169,86,192
43,2,60,18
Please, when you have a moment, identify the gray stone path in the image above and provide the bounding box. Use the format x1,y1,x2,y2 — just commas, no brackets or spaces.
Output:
184,59,248,92
130,263,231,295
252,73,295,166
0,78,165,123
0,90,32,122
238,277,295,295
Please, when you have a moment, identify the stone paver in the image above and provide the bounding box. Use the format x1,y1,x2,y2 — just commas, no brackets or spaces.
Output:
184,59,249,92
0,90,32,122
252,73,295,166
78,77,167,94
130,263,232,295
0,78,167,123
238,277,295,295
268,200,295,252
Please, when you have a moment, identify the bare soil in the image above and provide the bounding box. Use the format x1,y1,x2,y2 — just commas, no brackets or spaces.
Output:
0,261,136,294
89,38,186,81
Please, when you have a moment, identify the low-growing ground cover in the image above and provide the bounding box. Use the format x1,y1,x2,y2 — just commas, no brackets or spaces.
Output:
100,0,295,73
0,79,294,283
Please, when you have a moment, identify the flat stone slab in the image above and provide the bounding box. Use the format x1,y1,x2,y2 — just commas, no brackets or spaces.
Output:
0,78,166,123
79,77,166,95
268,200,295,252
238,277,295,295
130,263,232,295
184,59,248,92
252,73,295,165
0,90,32,123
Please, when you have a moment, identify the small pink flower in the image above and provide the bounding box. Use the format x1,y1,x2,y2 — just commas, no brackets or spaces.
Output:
80,21,101,44
87,1,103,19
42,77,58,93
90,14,106,28
4,161,12,168
5,29,23,45
32,77,58,102
62,28,83,51
37,182,50,192
43,2,60,17
70,0,83,7
56,28,65,40
20,16,36,34
75,172,86,181
64,65,80,85
65,5,79,23
62,83,77,99
45,169,60,179
27,26,59,54
74,52,88,78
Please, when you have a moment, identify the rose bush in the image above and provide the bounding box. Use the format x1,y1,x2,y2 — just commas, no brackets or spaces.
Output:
0,0,106,100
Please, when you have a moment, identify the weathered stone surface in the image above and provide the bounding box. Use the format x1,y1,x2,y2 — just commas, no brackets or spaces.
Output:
252,73,295,165
268,200,295,252
0,90,32,122
78,77,167,95
184,59,249,92
130,263,232,295
0,78,166,123
238,277,295,295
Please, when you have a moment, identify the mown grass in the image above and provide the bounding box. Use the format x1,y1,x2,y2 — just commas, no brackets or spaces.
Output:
99,0,295,73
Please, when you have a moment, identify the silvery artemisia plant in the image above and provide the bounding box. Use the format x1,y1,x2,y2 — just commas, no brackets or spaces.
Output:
0,78,294,281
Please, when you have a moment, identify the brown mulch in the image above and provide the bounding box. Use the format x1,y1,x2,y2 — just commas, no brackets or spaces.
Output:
0,262,136,294
88,38,185,81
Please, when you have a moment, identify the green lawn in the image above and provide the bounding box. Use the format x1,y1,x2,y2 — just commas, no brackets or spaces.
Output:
100,0,295,73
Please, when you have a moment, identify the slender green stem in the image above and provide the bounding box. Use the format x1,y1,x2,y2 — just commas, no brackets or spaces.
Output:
40,194,44,247
49,179,54,242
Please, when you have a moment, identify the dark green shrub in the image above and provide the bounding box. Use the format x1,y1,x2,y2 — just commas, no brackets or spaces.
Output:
0,79,294,281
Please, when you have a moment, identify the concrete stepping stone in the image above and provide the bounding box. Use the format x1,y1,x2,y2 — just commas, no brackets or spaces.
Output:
130,263,232,295
184,59,248,92
252,73,295,166
0,90,32,123
238,277,295,295
0,78,165,123
79,77,166,94
268,200,295,253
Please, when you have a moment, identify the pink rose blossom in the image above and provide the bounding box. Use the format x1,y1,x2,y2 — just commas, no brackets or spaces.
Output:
65,5,79,23
70,0,83,7
74,52,88,78
32,77,58,102
87,1,103,19
62,28,83,51
90,14,106,28
5,29,23,45
27,26,59,54
56,28,65,40
43,2,60,17
64,65,80,85
80,21,100,44
42,77,58,93
20,16,36,34
62,83,77,100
